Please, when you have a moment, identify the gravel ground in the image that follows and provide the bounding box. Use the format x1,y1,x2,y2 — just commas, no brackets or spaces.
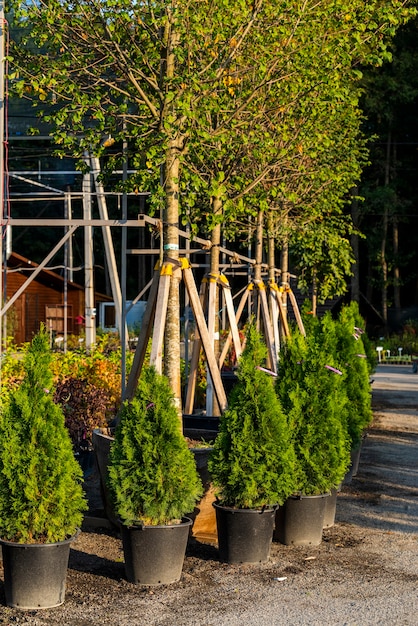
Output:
1,364,418,625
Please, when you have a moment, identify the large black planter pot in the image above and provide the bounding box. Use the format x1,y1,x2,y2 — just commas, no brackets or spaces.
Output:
93,428,214,529
323,487,340,530
213,503,276,564
92,428,118,525
343,434,366,484
121,517,193,585
274,494,328,546
0,533,77,609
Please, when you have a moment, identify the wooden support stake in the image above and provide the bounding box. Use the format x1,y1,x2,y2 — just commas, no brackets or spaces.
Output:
270,282,290,338
149,262,173,373
255,280,277,372
219,274,242,362
205,274,218,415
269,286,281,364
184,279,208,415
287,287,306,336
219,285,251,368
123,266,160,402
182,263,227,412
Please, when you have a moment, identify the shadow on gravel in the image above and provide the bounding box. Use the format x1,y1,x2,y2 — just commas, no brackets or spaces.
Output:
69,548,125,580
186,538,219,562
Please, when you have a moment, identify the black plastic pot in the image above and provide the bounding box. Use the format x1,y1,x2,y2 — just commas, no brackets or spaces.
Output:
213,502,276,564
351,437,364,477
274,493,328,546
92,428,118,525
343,436,364,484
220,370,238,400
93,428,213,528
0,532,78,609
121,517,193,585
323,487,340,529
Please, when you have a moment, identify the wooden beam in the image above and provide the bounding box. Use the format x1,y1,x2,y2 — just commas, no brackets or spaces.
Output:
270,282,290,339
219,274,242,362
287,287,306,337
149,262,173,373
218,285,251,368
183,281,207,415
255,280,277,371
269,286,281,364
123,266,160,402
182,262,227,412
205,274,218,415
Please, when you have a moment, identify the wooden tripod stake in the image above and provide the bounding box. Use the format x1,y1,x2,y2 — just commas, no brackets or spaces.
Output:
125,258,228,414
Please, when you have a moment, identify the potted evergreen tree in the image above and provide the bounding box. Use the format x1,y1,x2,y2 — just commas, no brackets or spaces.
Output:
107,366,203,585
275,317,351,545
208,325,297,564
335,303,373,482
0,327,87,609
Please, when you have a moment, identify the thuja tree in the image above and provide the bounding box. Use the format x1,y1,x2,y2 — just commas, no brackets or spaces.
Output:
107,366,202,526
0,328,87,543
334,303,374,447
208,325,297,508
276,324,351,495
348,301,377,375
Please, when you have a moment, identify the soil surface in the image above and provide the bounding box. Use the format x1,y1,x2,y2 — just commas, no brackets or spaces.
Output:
1,364,418,625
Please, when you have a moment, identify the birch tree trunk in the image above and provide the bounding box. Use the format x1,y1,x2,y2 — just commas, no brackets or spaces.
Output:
267,214,276,284
254,210,264,329
163,139,182,413
280,238,289,324
206,197,222,416
254,210,264,284
161,15,184,414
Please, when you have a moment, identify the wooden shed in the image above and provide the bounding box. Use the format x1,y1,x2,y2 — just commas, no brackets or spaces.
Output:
6,251,111,345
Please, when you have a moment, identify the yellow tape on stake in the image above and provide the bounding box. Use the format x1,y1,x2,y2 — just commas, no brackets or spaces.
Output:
179,257,191,270
160,262,173,276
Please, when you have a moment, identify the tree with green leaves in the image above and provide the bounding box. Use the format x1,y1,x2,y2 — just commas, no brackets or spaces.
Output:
8,0,272,404
183,0,417,315
8,0,417,401
335,302,374,447
359,15,418,326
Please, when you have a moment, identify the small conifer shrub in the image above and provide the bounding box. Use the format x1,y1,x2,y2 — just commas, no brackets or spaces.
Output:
108,366,203,526
335,303,373,447
0,327,87,543
276,320,351,496
208,325,297,509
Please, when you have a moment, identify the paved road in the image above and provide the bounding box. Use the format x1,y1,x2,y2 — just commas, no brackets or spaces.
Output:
371,363,418,432
337,363,418,536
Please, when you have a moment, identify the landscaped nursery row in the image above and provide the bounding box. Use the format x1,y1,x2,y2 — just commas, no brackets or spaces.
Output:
0,302,375,608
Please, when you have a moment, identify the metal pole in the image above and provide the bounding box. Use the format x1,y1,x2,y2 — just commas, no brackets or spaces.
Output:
63,196,68,353
82,157,96,348
90,155,124,333
121,130,128,393
65,188,74,282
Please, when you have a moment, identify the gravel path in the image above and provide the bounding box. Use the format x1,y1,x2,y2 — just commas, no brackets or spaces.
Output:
1,364,417,625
